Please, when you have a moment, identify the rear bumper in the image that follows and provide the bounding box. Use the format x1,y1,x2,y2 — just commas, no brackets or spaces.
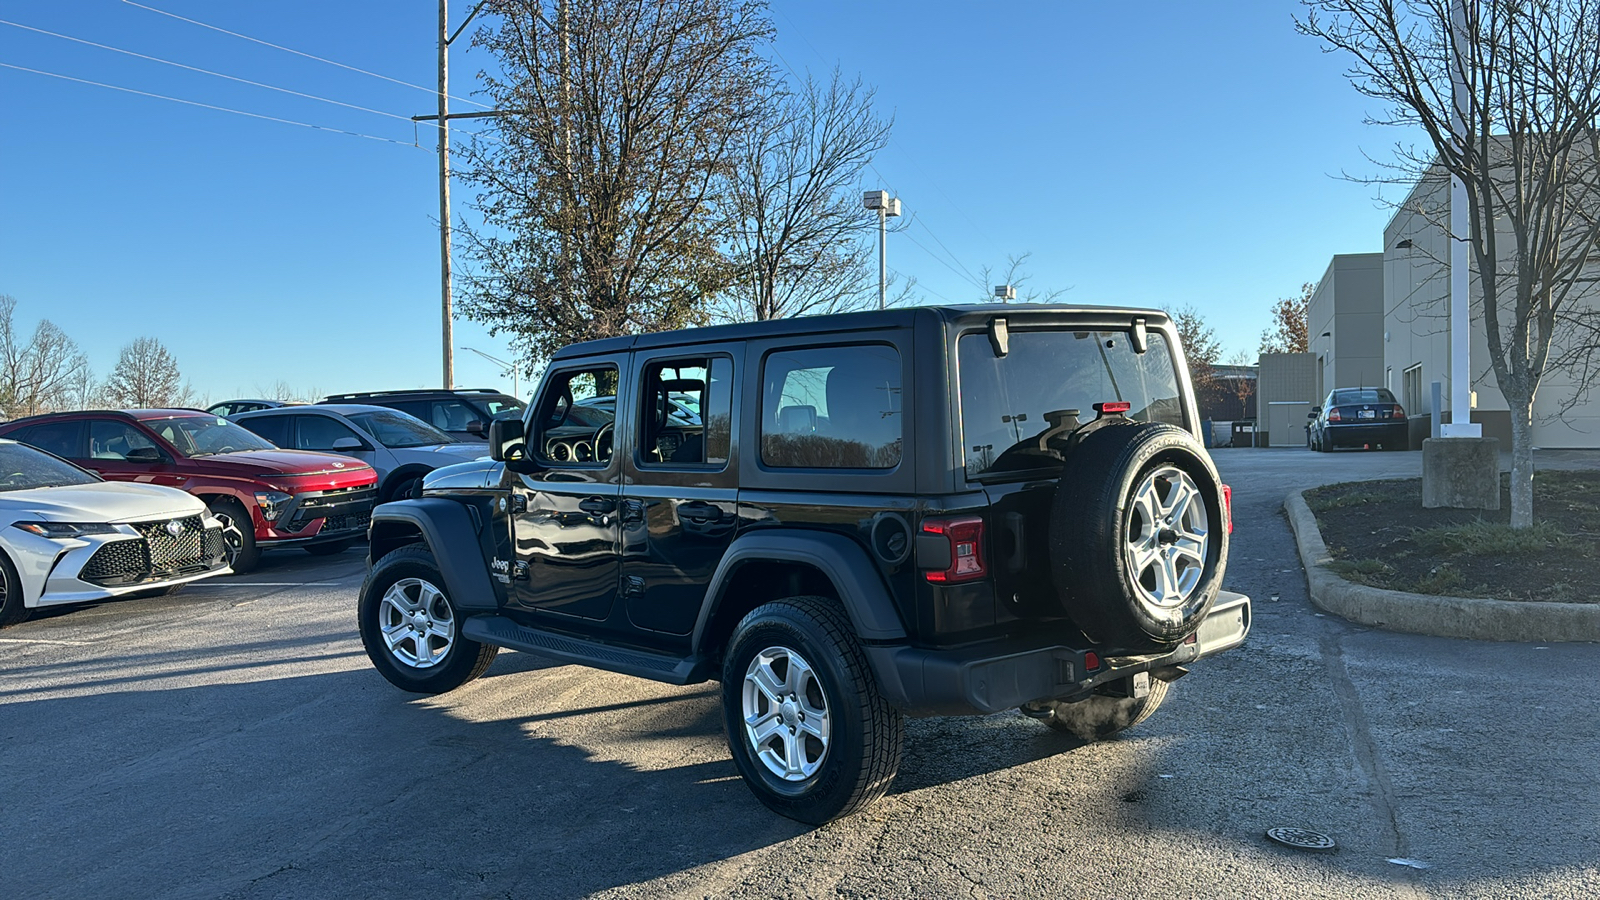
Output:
865,591,1251,717
1325,421,1407,446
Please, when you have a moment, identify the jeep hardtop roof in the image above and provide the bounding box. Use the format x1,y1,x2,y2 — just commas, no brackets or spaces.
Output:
550,304,1173,361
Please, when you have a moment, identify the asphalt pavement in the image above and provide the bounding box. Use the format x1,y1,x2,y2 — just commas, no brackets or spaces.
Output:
2,446,1596,899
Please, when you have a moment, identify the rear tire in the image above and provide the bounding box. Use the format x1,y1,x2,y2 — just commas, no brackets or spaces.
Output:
721,596,902,825
358,543,496,693
1041,677,1170,741
1050,422,1227,650
207,498,261,575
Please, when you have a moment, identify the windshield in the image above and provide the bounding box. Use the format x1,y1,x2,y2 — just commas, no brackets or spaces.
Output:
1332,389,1397,405
147,416,277,457
348,410,454,448
0,442,101,491
483,396,525,417
958,329,1185,479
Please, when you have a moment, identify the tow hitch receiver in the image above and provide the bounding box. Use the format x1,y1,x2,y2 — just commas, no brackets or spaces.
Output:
1102,670,1151,699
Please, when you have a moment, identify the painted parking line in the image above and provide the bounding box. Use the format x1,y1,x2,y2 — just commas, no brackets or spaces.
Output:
0,637,95,645
191,582,349,587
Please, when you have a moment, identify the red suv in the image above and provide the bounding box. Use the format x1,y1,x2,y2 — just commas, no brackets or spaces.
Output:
0,410,378,574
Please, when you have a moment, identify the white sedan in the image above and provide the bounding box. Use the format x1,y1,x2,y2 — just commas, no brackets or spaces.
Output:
0,439,231,628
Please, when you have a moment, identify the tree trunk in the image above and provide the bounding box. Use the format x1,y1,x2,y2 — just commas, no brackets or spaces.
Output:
1507,394,1535,528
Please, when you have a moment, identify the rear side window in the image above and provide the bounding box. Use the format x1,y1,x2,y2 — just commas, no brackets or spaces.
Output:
237,415,291,447
761,345,902,469
295,415,363,451
959,330,1184,479
638,356,732,468
10,420,84,458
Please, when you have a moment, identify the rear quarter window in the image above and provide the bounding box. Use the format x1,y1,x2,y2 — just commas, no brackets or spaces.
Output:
760,344,902,469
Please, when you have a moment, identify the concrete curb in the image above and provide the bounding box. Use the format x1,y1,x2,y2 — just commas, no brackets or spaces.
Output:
1284,489,1600,642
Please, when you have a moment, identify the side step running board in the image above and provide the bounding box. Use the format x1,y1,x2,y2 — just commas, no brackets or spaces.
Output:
462,615,708,686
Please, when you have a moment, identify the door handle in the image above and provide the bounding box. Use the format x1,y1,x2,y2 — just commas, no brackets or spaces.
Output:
579,497,616,515
678,501,717,523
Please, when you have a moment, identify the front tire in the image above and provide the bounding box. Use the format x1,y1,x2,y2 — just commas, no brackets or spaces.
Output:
721,596,902,825
0,551,27,628
207,498,261,575
358,544,497,693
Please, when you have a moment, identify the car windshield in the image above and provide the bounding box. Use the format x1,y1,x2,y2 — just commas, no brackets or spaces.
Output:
958,328,1185,480
483,396,525,417
348,410,454,448
148,416,277,457
0,442,101,491
1332,389,1397,405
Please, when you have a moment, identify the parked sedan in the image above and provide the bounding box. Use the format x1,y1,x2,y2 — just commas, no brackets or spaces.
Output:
231,405,487,503
0,439,230,628
1308,388,1410,451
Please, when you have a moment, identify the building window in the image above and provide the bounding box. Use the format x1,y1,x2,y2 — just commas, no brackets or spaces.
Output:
1403,364,1424,415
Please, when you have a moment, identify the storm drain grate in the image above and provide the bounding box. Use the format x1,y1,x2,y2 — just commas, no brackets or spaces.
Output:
1265,827,1338,852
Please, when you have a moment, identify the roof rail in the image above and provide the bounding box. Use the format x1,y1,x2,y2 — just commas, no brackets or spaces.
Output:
322,387,504,401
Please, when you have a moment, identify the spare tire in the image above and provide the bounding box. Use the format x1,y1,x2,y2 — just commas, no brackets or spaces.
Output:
1049,421,1227,650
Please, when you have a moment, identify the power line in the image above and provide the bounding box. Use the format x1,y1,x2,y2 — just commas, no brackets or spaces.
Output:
899,227,986,291
888,265,954,304
119,0,493,110
0,62,425,147
0,18,449,133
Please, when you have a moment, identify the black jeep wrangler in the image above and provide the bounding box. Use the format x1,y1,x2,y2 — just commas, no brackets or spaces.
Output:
357,305,1250,824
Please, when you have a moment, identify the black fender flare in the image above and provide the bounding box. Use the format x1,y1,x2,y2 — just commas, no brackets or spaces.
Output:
692,529,907,655
368,498,498,612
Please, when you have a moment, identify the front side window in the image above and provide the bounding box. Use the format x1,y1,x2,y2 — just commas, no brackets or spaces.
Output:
348,410,451,448
429,400,479,432
89,421,161,460
0,442,100,491
959,329,1184,479
761,345,902,469
534,365,619,465
639,357,731,468
147,416,276,457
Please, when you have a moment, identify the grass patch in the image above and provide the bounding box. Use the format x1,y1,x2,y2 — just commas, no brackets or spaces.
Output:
1410,520,1568,556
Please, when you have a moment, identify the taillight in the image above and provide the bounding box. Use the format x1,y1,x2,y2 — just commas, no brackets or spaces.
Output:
1392,404,1406,418
1221,484,1233,533
921,516,986,584
1328,408,1343,422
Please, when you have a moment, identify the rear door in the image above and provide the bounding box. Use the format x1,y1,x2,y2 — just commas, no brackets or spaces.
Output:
619,345,741,637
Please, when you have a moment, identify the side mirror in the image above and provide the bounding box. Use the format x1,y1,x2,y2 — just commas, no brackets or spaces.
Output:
331,437,363,451
126,446,164,464
1307,411,1318,420
489,418,525,462
466,420,486,436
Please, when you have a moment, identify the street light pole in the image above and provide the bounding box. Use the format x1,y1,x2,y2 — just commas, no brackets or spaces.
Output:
862,191,901,309
438,0,452,390
1443,0,1480,438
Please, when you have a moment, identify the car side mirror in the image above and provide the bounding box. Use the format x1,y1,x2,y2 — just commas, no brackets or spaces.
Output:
466,420,486,436
126,446,164,463
1307,411,1318,420
331,437,363,451
489,418,525,462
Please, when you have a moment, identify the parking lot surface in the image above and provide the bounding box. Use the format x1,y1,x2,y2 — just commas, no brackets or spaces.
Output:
3,447,1597,899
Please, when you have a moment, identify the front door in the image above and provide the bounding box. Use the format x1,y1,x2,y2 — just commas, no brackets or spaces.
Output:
619,348,741,637
83,419,189,489
510,356,629,622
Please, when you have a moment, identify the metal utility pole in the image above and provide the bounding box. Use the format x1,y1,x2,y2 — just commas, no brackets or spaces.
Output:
438,0,453,390
1443,0,1480,438
862,191,901,309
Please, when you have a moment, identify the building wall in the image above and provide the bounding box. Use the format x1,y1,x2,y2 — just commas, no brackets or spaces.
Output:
1383,174,1600,448
1308,252,1386,400
1255,352,1317,447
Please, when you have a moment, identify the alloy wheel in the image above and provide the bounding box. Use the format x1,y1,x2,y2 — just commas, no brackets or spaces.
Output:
1123,465,1210,608
213,511,246,567
378,577,456,669
742,646,831,782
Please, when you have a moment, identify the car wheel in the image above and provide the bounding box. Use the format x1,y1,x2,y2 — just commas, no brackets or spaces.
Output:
207,498,261,575
1050,422,1228,650
305,539,355,556
1040,676,1171,741
721,596,903,825
384,475,423,504
358,543,497,694
0,551,28,628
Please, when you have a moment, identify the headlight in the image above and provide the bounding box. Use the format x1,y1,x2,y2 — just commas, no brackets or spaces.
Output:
254,491,294,522
14,522,119,539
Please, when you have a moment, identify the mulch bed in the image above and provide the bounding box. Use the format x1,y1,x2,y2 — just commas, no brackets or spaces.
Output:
1304,471,1600,603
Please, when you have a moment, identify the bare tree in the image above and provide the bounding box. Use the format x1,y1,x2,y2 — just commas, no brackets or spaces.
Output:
1260,282,1314,353
719,69,891,321
460,0,773,366
103,337,191,409
1300,1,1600,527
0,294,91,417
975,253,1070,303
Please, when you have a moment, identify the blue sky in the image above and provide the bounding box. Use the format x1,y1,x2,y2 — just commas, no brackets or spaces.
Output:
0,1,1409,402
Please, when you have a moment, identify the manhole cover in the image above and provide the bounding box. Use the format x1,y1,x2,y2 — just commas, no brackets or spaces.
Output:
1265,827,1338,852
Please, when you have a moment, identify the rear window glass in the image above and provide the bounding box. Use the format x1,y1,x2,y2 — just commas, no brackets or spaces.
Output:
1332,389,1397,405
959,329,1184,479
761,345,902,469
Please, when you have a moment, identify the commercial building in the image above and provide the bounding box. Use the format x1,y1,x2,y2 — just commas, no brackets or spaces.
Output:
1306,253,1384,401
